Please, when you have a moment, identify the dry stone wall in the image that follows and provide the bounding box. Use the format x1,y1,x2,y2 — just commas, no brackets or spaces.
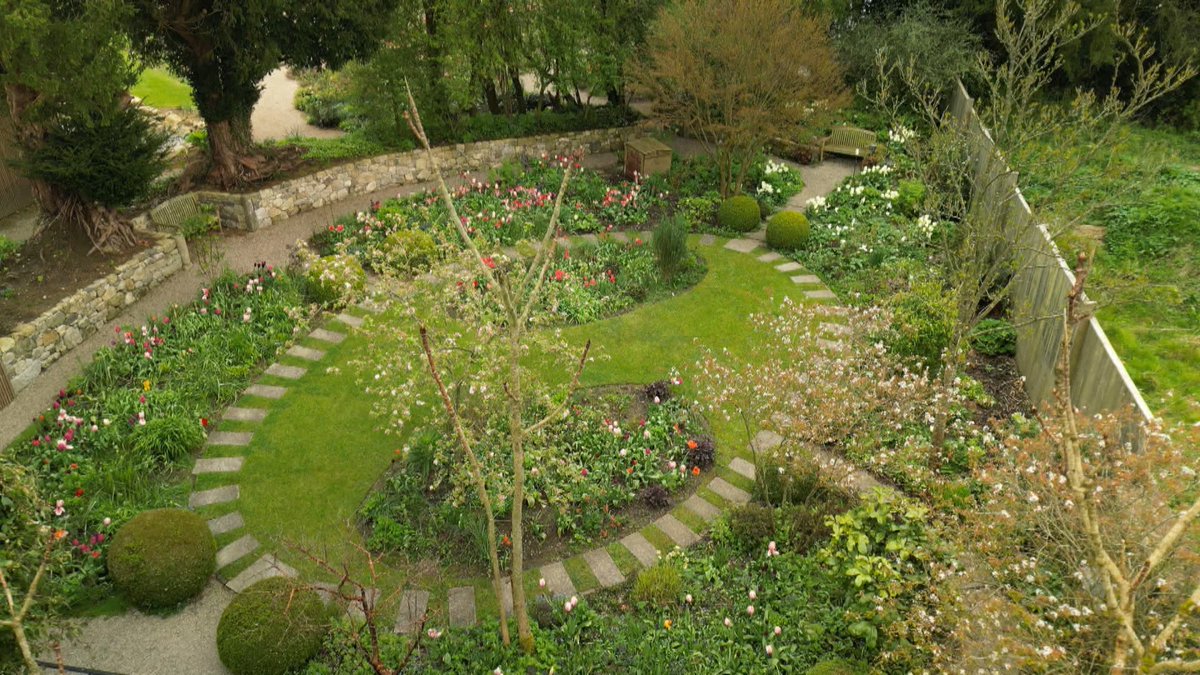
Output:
1,234,185,393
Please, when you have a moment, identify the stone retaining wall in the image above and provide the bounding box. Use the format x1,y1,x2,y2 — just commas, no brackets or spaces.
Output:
212,126,634,231
0,233,186,393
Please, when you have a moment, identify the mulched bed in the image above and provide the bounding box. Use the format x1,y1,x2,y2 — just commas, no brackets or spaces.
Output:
967,351,1033,424
0,224,149,334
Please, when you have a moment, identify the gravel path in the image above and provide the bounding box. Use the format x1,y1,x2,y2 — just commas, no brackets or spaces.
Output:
250,68,345,142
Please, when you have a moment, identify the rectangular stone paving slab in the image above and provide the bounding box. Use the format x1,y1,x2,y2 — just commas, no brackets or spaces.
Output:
499,577,513,616
539,561,576,598
790,274,822,285
654,513,700,548
189,485,239,509
224,407,268,423
582,548,625,588
729,457,756,481
775,262,803,272
265,363,306,380
207,431,253,447
193,457,244,474
216,535,259,569
723,238,759,253
805,288,838,301
609,231,630,243
745,229,767,241
752,430,784,452
556,237,573,249
227,554,296,593
448,587,477,628
817,337,843,352
757,251,782,262
683,494,721,523
309,328,346,344
708,477,752,505
207,512,245,537
286,345,326,362
245,384,287,399
395,589,430,634
699,234,717,246
335,313,364,328
820,322,852,336
580,233,599,244
620,532,660,568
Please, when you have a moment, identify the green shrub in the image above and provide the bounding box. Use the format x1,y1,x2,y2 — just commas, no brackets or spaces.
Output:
727,504,775,554
107,509,216,609
766,211,810,250
895,180,926,216
377,228,436,274
653,214,689,281
293,69,351,129
806,659,870,675
677,194,719,230
717,195,761,232
0,235,19,267
217,577,329,675
970,318,1017,356
885,278,955,370
22,103,168,208
630,563,681,608
304,253,366,308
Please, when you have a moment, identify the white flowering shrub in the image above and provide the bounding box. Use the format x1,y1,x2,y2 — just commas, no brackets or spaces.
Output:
294,240,366,308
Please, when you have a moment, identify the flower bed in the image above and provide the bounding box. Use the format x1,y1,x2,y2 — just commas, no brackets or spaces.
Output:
2,267,309,606
359,382,712,566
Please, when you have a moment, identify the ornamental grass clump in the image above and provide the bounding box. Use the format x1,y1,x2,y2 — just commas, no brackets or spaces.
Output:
631,563,682,608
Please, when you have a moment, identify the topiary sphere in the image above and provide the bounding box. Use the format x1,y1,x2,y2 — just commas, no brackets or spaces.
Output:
217,577,329,675
107,508,216,609
717,195,762,232
766,211,810,250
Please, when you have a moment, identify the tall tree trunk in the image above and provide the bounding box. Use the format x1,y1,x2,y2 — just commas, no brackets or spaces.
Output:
507,331,533,653
206,118,245,188
483,80,502,115
422,0,446,119
509,69,526,114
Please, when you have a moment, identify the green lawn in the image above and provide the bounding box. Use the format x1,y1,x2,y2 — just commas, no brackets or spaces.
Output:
1037,124,1200,425
194,236,808,619
132,66,193,110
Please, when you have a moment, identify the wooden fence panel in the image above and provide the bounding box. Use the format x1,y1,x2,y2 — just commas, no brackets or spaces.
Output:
947,82,1153,423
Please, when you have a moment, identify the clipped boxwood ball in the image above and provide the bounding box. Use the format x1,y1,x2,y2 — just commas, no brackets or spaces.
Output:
107,508,216,609
217,577,329,675
766,211,810,250
717,195,761,232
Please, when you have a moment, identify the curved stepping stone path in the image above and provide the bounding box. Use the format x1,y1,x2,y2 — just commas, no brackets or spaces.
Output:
620,532,660,568
448,587,477,628
707,477,752,505
395,590,430,634
583,549,625,588
683,494,721,522
757,251,781,262
540,561,576,598
723,238,759,253
699,234,716,246
654,513,700,547
185,320,345,590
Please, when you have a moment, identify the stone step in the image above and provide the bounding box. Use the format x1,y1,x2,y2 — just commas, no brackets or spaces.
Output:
245,384,287,400
745,229,767,242
216,535,259,569
805,288,838,301
579,233,599,244
620,532,660,568
286,345,326,362
555,237,572,249
817,337,843,351
582,549,625,588
207,431,253,447
609,231,630,243
539,561,576,598
357,299,385,314
335,313,364,328
729,457,756,481
723,238,759,253
308,328,345,345
224,407,268,423
752,430,784,452
820,322,852,336
226,554,297,593
790,274,822,285
708,477,752,505
395,589,430,634
699,234,717,246
207,512,245,537
193,457,244,474
265,363,306,380
448,587,477,628
682,494,721,522
775,262,803,273
189,485,239,509
654,513,699,548
757,251,782,262
499,577,513,616
345,587,381,621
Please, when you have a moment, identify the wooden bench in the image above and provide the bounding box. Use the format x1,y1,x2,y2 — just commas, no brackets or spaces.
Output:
815,125,880,163
149,193,203,231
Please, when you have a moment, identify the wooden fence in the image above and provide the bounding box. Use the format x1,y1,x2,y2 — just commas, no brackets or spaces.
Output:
0,114,33,220
947,81,1153,423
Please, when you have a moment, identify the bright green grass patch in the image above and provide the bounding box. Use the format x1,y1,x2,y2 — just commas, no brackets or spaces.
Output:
232,241,805,613
132,66,194,110
606,542,641,578
563,556,599,593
